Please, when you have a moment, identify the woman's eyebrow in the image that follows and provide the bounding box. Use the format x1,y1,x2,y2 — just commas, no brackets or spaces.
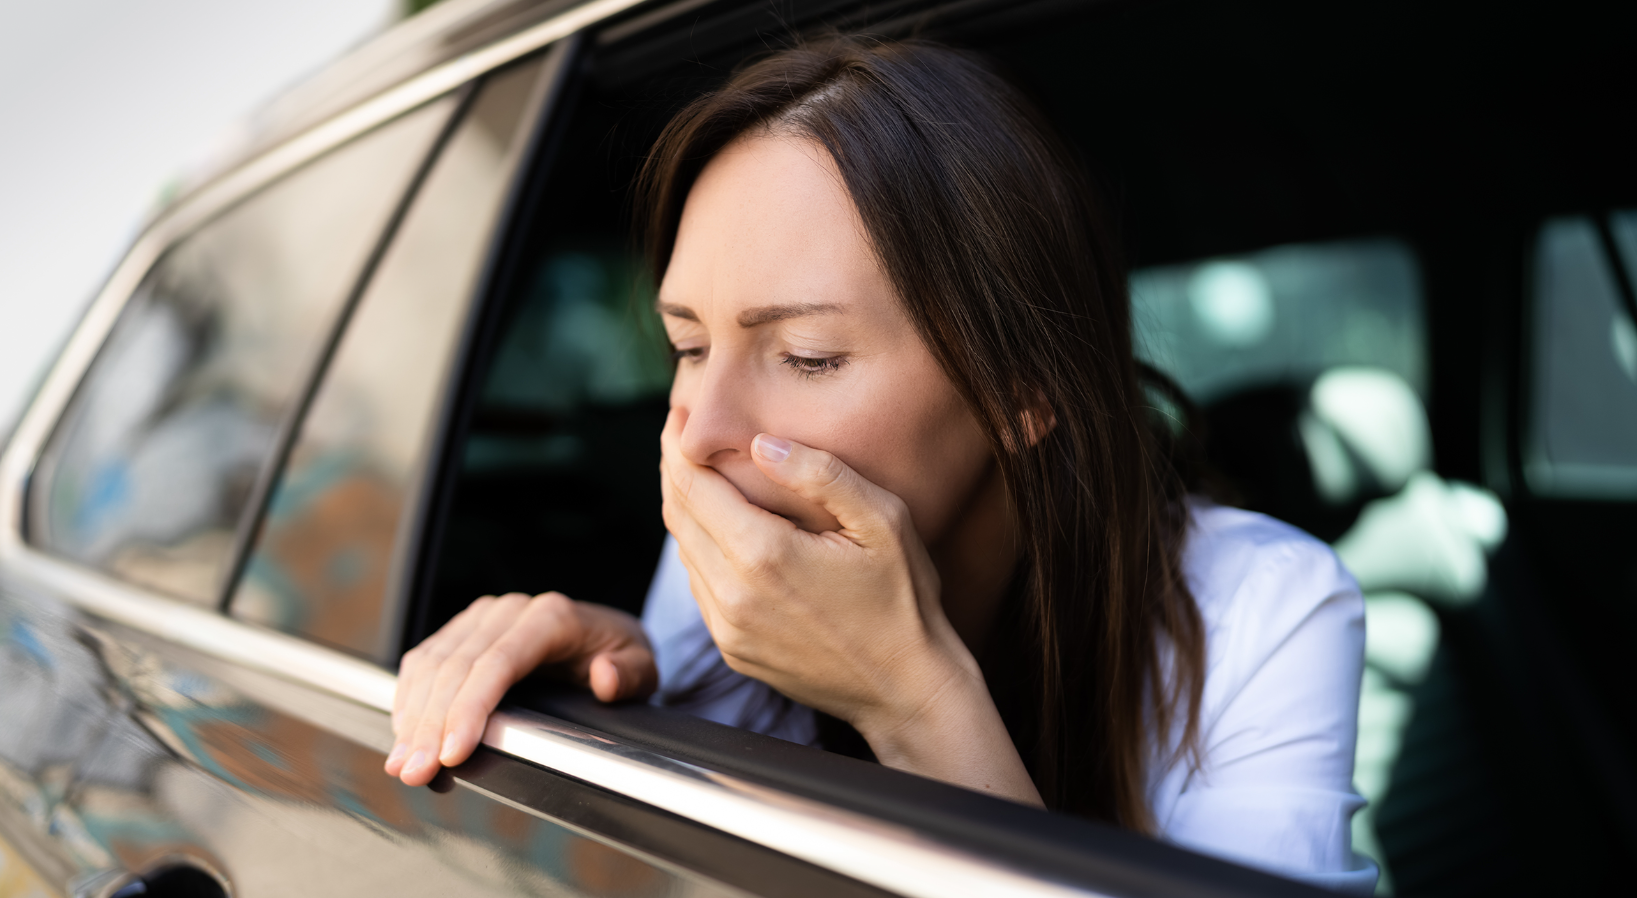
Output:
735,302,843,328
656,301,698,321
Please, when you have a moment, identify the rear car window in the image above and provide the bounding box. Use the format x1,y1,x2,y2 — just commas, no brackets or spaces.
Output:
1525,211,1637,497
229,55,554,662
1132,238,1424,402
26,98,455,604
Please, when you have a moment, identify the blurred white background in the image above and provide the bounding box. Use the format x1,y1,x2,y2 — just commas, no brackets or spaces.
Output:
0,0,403,437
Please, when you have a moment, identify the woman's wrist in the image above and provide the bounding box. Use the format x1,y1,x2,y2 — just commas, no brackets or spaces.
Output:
851,644,1043,807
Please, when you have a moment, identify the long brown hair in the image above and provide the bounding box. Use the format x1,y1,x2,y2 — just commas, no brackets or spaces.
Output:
637,35,1205,832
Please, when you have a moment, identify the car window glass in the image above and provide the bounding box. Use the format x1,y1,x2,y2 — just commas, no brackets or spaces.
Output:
1526,212,1637,497
26,98,456,605
229,55,554,662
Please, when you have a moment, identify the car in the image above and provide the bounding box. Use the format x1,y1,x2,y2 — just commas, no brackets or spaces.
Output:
2,0,1633,896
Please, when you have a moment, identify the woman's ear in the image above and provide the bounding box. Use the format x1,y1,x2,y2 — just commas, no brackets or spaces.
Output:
1020,389,1057,447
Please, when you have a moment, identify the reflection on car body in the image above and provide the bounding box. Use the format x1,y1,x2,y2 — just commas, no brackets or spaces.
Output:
3,1,1635,897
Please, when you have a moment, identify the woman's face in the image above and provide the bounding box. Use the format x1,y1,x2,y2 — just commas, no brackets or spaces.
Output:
659,131,993,543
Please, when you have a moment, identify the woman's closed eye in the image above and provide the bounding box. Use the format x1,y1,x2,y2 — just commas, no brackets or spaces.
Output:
671,346,706,365
781,353,848,378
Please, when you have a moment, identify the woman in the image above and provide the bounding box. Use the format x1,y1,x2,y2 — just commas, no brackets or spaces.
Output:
386,36,1373,892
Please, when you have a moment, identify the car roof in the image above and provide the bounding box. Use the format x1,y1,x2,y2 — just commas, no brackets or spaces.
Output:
167,0,586,207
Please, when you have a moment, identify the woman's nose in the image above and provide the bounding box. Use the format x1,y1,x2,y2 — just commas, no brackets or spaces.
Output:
675,361,761,466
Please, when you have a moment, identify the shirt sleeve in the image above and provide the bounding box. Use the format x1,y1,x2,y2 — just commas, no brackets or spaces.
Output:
1156,522,1378,894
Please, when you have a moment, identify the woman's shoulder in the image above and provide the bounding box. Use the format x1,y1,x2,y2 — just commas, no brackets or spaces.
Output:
1153,501,1373,892
1178,498,1365,719
1182,498,1361,634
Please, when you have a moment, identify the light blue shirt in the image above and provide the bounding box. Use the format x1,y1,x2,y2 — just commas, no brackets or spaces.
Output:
641,500,1378,893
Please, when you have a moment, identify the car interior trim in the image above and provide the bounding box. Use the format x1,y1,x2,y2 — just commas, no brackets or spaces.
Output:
482,709,1106,898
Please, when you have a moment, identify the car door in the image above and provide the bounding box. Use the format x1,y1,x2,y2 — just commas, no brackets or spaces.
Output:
1,52,467,895
0,31,738,898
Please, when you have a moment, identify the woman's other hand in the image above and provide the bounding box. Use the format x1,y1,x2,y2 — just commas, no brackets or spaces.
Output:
385,593,656,787
660,408,1039,805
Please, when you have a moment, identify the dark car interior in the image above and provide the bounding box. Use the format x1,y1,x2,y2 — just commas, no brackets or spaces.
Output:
407,1,1637,894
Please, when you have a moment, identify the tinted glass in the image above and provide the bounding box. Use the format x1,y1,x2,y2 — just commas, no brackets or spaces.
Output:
1132,239,1424,402
1526,213,1637,497
27,99,455,604
230,56,552,661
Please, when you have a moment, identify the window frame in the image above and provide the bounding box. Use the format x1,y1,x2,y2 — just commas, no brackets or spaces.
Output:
1520,211,1637,500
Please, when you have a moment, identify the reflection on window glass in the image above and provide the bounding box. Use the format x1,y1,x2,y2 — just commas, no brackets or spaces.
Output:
1132,238,1423,402
1527,213,1637,496
27,98,455,605
428,243,671,626
230,56,550,662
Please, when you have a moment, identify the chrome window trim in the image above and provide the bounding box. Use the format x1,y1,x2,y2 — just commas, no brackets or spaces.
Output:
482,711,1105,898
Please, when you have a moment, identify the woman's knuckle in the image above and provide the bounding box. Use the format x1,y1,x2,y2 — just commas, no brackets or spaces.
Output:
736,537,782,578
470,647,516,680
715,626,749,659
528,591,576,628
885,497,913,530
717,589,758,629
815,452,847,489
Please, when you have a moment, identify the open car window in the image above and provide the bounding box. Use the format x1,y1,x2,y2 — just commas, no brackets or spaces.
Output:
1133,239,1425,403
1525,211,1637,497
414,50,674,642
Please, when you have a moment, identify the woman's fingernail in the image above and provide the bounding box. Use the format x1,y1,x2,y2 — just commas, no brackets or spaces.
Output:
440,732,460,763
406,750,428,774
386,743,407,766
754,434,791,463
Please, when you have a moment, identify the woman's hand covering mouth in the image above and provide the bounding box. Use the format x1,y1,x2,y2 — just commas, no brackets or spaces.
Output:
659,407,1040,809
